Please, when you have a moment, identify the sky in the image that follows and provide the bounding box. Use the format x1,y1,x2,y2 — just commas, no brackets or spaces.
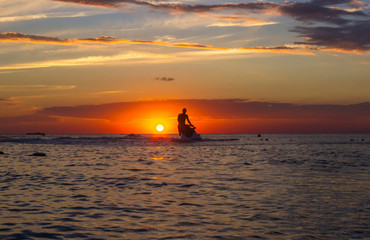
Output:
0,0,369,134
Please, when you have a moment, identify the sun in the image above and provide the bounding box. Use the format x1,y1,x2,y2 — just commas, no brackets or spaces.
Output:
156,124,164,132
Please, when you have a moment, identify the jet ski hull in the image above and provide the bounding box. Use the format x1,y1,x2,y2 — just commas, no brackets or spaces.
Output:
180,131,201,141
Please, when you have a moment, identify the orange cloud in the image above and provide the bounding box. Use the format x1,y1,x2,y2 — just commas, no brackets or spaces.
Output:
215,16,263,22
241,46,315,55
0,53,171,71
208,21,278,27
79,36,229,50
54,0,119,8
211,15,279,27
0,32,227,50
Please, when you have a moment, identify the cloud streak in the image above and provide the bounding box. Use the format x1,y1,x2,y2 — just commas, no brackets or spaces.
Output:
54,0,120,8
241,46,315,55
0,32,228,50
208,20,278,28
0,97,39,117
0,52,172,71
0,11,107,23
0,85,76,91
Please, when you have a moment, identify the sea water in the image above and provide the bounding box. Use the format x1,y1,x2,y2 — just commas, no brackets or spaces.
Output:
0,134,369,239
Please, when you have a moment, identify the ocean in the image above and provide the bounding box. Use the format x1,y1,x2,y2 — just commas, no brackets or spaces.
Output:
0,134,369,239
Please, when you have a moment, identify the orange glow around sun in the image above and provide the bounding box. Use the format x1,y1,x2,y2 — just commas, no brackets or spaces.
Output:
156,124,164,132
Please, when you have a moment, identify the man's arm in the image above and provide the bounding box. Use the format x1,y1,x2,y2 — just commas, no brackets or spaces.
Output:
186,115,193,126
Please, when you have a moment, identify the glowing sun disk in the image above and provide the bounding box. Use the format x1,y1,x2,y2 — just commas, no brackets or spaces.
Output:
156,124,164,132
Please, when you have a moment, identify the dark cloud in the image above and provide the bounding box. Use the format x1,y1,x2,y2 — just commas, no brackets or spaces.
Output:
280,0,369,52
155,77,175,81
293,20,370,51
0,32,67,43
310,0,363,7
279,0,366,25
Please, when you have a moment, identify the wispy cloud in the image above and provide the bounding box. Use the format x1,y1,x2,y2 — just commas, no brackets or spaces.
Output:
208,22,277,27
0,97,39,117
0,11,108,23
54,0,120,8
0,32,228,50
94,90,126,95
0,85,76,91
0,14,49,22
208,15,279,27
0,52,172,71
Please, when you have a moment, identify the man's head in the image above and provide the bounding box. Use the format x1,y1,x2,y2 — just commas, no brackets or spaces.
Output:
182,108,187,114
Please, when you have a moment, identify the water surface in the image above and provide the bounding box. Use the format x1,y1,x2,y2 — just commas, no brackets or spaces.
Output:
0,134,369,239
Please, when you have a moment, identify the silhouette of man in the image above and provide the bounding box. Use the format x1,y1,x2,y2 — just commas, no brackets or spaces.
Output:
178,108,193,136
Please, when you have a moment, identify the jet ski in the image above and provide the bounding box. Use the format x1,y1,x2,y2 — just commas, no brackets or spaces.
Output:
180,125,201,141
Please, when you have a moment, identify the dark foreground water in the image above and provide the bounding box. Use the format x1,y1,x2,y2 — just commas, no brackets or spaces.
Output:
0,134,369,239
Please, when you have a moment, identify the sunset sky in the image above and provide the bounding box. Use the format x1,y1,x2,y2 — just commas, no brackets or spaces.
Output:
0,0,369,134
